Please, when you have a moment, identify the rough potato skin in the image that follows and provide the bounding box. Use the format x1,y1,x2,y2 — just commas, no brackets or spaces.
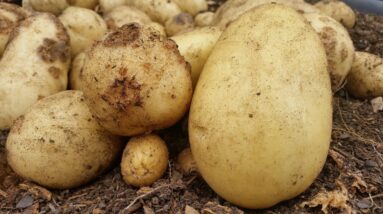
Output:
346,52,383,98
6,91,123,189
189,4,332,209
81,24,192,136
0,13,70,129
120,134,168,187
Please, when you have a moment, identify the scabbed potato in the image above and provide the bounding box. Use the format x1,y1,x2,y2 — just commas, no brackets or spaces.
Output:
171,26,222,86
104,5,152,29
81,24,192,136
304,13,355,92
315,0,356,28
346,52,383,99
173,0,208,16
165,12,195,36
189,4,332,209
126,0,181,24
195,11,215,27
0,13,70,130
6,91,123,189
120,134,168,187
0,3,30,56
69,52,86,90
59,7,107,56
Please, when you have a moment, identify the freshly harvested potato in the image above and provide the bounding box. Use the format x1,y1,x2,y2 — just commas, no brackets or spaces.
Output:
104,5,152,29
147,22,166,37
69,52,86,90
120,134,168,187
22,0,34,11
165,12,195,36
212,0,319,29
176,148,197,175
0,3,30,56
304,13,355,91
171,26,222,86
173,0,208,16
189,4,332,209
0,13,70,129
99,0,126,13
59,7,107,56
315,0,356,28
346,52,383,98
126,0,181,24
81,24,192,136
6,91,123,189
195,11,215,27
29,0,97,14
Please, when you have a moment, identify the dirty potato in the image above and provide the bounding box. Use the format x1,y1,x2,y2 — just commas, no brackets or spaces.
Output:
165,12,195,36
315,0,356,28
176,148,198,175
81,24,192,136
126,0,181,24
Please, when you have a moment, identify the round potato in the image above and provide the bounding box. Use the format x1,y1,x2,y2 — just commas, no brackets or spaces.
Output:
120,134,169,187
0,13,70,130
173,0,208,16
81,24,192,136
165,12,195,36
126,0,181,24
104,5,152,30
6,91,123,189
69,52,86,90
304,13,355,92
59,7,107,56
189,5,332,209
195,11,215,27
315,0,356,28
346,52,383,99
176,148,197,175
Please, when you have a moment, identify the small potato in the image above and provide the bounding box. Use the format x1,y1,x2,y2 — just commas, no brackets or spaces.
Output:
69,52,86,90
126,0,182,24
346,52,383,99
171,26,222,86
59,7,107,56
104,5,152,29
81,24,192,136
304,13,355,91
22,0,34,11
176,148,197,175
147,22,166,37
29,0,97,14
165,12,195,36
6,91,123,189
120,134,168,187
0,13,70,129
99,0,126,13
195,11,214,27
173,0,208,16
0,3,30,56
315,0,356,28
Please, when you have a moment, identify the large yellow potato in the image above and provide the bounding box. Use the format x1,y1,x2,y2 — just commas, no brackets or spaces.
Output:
0,13,70,129
304,13,355,92
81,24,192,136
346,52,383,99
6,91,123,189
59,7,107,56
189,4,332,209
171,26,222,86
315,0,356,28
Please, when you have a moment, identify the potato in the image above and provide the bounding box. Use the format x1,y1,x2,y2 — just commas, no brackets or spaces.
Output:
165,12,195,36
99,0,126,13
195,11,214,27
29,0,97,14
59,7,107,56
315,0,356,28
173,0,208,16
69,0,98,9
81,24,192,136
6,91,123,189
104,5,152,29
0,13,70,130
212,0,320,29
120,134,168,187
126,0,181,24
69,52,86,90
22,0,34,11
304,13,355,92
176,148,197,175
171,26,222,86
0,3,30,56
146,22,166,37
346,52,383,99
189,5,332,209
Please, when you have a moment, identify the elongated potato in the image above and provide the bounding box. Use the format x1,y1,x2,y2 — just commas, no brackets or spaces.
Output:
189,5,332,209
6,91,123,189
195,11,215,27
0,13,70,130
0,3,30,56
99,0,126,13
59,7,107,56
171,26,222,86
126,0,181,24
81,24,192,136
173,0,208,16
315,0,356,28
104,5,152,29
304,13,355,91
165,12,195,36
29,0,98,14
346,52,383,98
69,52,86,90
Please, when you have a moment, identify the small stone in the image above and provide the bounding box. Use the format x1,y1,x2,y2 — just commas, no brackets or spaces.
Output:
357,199,373,209
185,205,199,214
365,160,379,168
370,97,383,113
16,195,34,209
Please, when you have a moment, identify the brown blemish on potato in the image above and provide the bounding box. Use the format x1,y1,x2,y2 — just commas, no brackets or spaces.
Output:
37,95,45,100
173,13,193,25
66,0,76,5
38,38,70,63
103,23,141,47
48,67,61,79
10,115,24,134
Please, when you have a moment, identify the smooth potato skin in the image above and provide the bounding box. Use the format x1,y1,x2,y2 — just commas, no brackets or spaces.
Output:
6,91,123,189
189,5,332,209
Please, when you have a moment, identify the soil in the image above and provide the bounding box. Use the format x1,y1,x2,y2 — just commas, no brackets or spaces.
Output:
1,1,383,214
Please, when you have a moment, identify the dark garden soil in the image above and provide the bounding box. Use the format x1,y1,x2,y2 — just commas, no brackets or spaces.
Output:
1,1,383,213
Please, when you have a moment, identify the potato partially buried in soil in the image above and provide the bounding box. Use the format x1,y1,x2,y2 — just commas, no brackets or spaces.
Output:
81,23,192,136
6,91,123,189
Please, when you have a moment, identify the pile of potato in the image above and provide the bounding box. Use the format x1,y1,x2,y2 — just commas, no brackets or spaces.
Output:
1,0,382,210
